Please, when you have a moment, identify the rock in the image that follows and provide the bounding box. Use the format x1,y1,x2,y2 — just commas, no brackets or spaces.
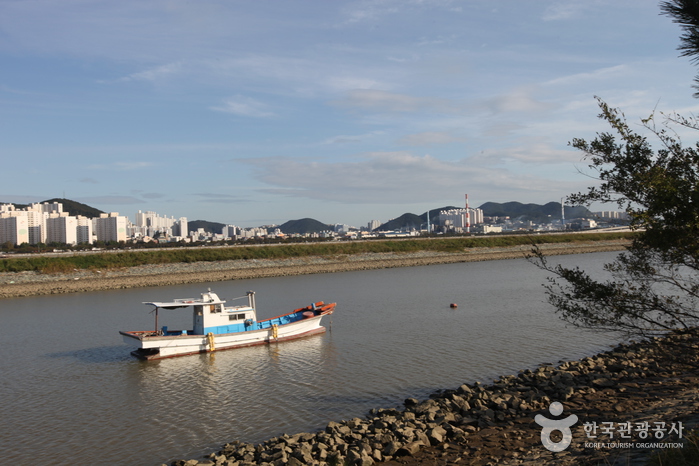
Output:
592,378,616,388
404,398,419,407
395,441,424,457
427,425,448,445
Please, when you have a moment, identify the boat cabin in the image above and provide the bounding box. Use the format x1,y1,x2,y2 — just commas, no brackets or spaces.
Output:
148,290,258,336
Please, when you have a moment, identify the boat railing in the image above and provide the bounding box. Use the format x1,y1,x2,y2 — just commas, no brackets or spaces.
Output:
252,313,302,330
173,298,198,304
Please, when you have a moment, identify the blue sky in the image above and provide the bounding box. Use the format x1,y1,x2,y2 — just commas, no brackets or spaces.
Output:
2,0,697,227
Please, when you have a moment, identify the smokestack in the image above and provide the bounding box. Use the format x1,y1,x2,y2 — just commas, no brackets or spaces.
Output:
561,197,566,228
465,193,470,233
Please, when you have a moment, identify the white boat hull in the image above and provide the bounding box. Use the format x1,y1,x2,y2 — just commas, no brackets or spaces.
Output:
121,314,328,360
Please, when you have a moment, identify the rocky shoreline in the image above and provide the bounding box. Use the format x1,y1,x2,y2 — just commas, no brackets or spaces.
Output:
169,331,699,466
0,240,627,299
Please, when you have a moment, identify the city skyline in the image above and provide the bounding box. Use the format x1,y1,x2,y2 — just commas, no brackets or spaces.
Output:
2,1,697,227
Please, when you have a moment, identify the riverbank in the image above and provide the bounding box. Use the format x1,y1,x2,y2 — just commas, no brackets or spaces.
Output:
0,239,627,299
170,330,699,466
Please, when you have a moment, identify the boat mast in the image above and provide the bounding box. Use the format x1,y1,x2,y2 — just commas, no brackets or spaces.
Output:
247,290,256,311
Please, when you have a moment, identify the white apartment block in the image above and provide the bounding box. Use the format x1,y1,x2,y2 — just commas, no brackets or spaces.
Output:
76,216,93,244
135,210,187,238
238,227,267,238
46,213,78,245
0,213,29,246
28,202,63,214
438,208,484,230
368,220,381,231
593,211,630,221
94,213,128,243
222,225,239,238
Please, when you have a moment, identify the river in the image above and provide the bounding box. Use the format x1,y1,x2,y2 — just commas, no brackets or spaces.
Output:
0,252,621,465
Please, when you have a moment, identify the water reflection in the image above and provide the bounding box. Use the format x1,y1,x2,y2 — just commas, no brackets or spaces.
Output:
45,345,132,364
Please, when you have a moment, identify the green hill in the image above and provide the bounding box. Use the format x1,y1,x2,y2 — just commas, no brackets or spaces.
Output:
376,213,424,231
188,220,226,234
278,218,331,234
3,198,105,218
43,198,105,218
478,201,592,221
376,206,463,231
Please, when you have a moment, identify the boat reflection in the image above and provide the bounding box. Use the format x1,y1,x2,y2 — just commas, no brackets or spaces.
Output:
126,334,339,447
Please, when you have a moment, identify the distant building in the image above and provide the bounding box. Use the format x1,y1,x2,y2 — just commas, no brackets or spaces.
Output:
76,216,93,244
94,213,128,242
222,225,239,239
438,208,484,232
46,213,78,245
0,213,29,245
135,210,186,238
593,211,630,221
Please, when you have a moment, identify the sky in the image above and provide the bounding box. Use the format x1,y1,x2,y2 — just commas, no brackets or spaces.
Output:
2,0,699,228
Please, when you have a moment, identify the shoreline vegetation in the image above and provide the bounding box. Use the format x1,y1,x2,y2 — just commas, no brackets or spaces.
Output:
0,232,631,299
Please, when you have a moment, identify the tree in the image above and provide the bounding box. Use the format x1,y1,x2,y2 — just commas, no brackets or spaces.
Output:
527,1,699,342
529,98,699,339
660,0,699,97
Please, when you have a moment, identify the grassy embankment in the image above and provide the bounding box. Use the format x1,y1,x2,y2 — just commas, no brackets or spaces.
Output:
0,231,634,275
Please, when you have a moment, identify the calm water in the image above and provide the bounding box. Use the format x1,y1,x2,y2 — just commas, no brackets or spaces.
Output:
1,252,620,465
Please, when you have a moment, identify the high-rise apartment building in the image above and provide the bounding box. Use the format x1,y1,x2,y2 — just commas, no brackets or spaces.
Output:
438,208,484,230
76,216,93,244
46,213,78,245
94,213,128,243
0,213,29,245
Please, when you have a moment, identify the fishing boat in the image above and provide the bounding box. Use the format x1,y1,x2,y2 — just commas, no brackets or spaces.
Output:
120,289,335,360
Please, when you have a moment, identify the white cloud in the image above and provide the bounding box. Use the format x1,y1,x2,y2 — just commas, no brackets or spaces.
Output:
546,65,629,87
88,161,154,171
77,196,146,205
542,1,587,21
242,151,578,204
483,86,553,114
333,89,456,113
193,193,251,204
397,131,464,146
113,61,184,83
210,96,275,118
472,142,581,165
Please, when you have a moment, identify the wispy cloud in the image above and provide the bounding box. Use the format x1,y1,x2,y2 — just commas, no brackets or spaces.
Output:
77,196,146,205
88,161,154,171
194,193,251,203
397,131,465,146
210,95,275,118
141,192,165,199
319,131,384,145
333,89,457,113
546,65,629,87
242,151,576,204
483,86,553,114
542,2,585,21
111,61,184,83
